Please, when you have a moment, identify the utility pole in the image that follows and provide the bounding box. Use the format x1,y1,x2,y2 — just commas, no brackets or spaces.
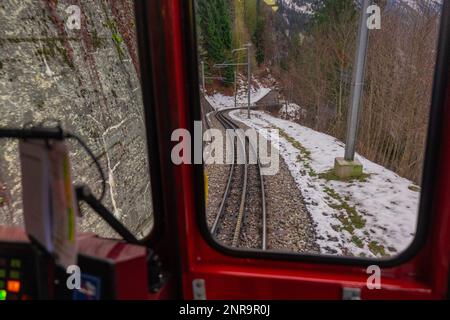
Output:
334,0,370,179
234,70,237,108
344,0,370,161
202,61,226,92
214,43,252,117
247,44,252,119
287,80,292,115
201,61,206,93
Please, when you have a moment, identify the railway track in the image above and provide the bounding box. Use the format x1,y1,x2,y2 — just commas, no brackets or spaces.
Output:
210,108,267,250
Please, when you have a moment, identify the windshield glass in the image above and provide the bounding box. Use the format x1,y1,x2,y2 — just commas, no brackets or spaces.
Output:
197,0,442,259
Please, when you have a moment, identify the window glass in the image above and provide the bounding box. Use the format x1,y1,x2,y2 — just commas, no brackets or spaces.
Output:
0,0,153,239
196,0,442,258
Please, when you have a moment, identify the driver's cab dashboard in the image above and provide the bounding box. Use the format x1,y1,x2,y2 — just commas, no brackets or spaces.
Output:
0,226,46,300
0,226,149,300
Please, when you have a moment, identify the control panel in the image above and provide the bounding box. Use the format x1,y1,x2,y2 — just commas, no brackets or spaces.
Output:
0,227,149,300
0,228,49,300
0,257,25,300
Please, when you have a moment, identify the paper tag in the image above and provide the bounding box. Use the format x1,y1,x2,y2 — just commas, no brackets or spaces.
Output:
19,140,53,252
49,140,78,267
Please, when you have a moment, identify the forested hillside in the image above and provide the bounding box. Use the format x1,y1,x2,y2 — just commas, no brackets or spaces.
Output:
196,0,442,183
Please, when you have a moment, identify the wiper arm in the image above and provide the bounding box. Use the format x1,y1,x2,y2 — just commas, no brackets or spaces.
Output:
75,185,139,245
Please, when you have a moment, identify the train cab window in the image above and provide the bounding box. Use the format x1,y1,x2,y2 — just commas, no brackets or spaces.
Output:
0,1,153,239
196,0,444,260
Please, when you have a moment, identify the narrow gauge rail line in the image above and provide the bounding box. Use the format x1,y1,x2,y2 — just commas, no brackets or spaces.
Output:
210,108,267,250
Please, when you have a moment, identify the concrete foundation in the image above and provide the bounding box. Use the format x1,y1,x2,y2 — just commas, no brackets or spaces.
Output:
334,157,363,179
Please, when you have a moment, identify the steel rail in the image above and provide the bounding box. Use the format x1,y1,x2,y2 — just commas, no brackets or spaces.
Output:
247,133,267,250
210,110,247,243
210,110,236,234
209,107,267,250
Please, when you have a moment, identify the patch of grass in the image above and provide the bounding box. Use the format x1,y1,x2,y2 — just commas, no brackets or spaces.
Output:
278,129,311,160
296,155,317,177
277,128,317,179
304,162,317,177
105,19,125,59
324,187,340,200
352,235,364,249
408,185,420,192
0,197,4,206
368,241,387,257
318,169,371,182
324,187,365,234
335,206,365,234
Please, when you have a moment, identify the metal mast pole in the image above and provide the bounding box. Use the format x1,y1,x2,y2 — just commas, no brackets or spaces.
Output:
201,61,205,93
344,0,370,161
234,70,237,108
247,44,251,119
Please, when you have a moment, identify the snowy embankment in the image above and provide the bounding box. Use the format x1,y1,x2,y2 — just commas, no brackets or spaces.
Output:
279,102,306,120
279,0,314,15
205,78,271,111
206,82,420,258
229,110,420,258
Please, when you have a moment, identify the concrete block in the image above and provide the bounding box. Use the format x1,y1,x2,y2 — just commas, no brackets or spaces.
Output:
334,157,363,179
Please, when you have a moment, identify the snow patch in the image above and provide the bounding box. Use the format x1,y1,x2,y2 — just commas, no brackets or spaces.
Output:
205,77,272,111
279,102,307,121
228,110,420,259
279,0,314,15
397,0,442,12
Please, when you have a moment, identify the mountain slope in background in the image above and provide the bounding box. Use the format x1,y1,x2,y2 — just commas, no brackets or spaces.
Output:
277,0,443,34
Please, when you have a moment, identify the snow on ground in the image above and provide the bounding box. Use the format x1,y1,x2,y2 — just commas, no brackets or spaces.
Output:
228,109,420,258
206,80,420,258
280,0,314,15
279,102,306,121
397,0,443,12
205,77,271,111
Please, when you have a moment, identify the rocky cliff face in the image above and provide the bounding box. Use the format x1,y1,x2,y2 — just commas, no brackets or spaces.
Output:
0,0,153,238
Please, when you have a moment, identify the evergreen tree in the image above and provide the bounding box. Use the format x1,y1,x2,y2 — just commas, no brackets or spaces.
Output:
245,0,258,35
310,0,356,29
196,0,234,83
252,14,265,66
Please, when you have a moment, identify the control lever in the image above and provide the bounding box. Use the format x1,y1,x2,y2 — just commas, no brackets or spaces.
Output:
75,185,139,245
